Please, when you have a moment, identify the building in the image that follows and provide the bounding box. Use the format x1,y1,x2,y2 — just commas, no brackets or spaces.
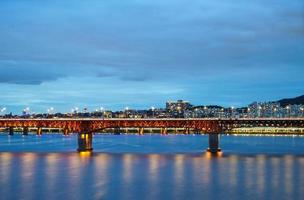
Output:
166,100,192,118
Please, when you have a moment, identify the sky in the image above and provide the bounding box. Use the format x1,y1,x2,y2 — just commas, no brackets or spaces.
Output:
0,0,303,114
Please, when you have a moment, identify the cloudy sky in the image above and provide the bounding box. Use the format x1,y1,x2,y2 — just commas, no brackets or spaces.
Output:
0,0,303,113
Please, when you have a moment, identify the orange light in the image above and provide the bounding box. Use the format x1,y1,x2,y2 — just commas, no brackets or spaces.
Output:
79,151,92,157
205,151,223,159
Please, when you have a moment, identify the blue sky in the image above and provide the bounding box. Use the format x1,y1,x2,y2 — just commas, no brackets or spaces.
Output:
0,0,303,114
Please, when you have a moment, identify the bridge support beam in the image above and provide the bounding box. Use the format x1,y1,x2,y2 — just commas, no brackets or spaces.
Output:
138,128,144,135
207,133,221,153
36,127,42,136
77,133,93,152
63,129,69,136
23,127,29,136
9,127,14,136
161,128,168,135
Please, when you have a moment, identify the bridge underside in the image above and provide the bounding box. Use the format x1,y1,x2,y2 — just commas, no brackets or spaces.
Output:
75,132,221,153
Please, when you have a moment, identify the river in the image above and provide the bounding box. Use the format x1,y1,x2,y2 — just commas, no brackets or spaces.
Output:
0,134,303,200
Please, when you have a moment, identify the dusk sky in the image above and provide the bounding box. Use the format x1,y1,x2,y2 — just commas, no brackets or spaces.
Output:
0,0,303,113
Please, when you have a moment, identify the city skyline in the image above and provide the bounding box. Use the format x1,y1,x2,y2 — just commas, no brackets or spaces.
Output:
0,0,303,113
1,95,303,117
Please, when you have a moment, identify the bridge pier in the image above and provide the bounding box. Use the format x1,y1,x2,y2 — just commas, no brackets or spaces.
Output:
9,127,14,135
63,129,69,136
23,127,29,136
161,128,168,135
36,127,42,136
207,133,221,153
138,128,144,135
77,133,93,152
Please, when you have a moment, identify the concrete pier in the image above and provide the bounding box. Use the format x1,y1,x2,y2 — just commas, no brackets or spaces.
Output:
138,128,144,135
161,127,168,135
23,127,29,136
207,133,221,153
63,129,69,136
36,127,42,135
77,133,93,152
9,127,14,135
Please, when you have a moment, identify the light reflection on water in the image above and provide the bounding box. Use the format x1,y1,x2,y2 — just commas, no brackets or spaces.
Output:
0,152,303,200
0,135,304,199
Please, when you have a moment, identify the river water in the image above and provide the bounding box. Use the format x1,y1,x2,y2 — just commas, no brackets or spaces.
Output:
0,134,304,200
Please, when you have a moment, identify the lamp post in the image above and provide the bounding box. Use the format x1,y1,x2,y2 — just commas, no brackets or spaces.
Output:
231,106,235,118
257,106,262,118
100,107,105,118
247,108,251,118
286,106,290,118
23,107,30,117
151,106,155,118
125,107,129,118
47,107,54,117
0,107,6,116
220,108,224,118
193,108,198,118
273,107,277,118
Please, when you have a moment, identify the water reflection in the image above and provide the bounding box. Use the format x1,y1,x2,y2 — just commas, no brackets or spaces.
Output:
20,153,37,200
0,152,13,183
147,154,161,200
284,155,294,196
0,152,303,200
93,154,111,199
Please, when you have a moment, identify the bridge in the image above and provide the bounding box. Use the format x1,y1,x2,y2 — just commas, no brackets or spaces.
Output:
0,118,303,153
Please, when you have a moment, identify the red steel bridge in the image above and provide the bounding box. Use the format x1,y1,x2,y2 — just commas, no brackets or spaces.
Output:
0,118,304,153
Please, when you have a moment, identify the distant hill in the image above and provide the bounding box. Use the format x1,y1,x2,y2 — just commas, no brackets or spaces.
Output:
277,95,304,106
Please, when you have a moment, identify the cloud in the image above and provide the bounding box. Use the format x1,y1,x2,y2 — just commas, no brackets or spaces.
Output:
0,62,65,85
120,74,152,82
0,0,303,112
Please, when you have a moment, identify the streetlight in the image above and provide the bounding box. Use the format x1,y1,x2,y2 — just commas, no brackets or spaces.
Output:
258,106,262,118
194,108,198,118
231,106,235,118
0,107,6,113
47,107,54,115
0,107,6,117
246,108,250,118
24,107,30,113
151,106,155,118
286,106,290,118
273,107,277,118
23,107,30,117
125,107,129,118
300,107,304,117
